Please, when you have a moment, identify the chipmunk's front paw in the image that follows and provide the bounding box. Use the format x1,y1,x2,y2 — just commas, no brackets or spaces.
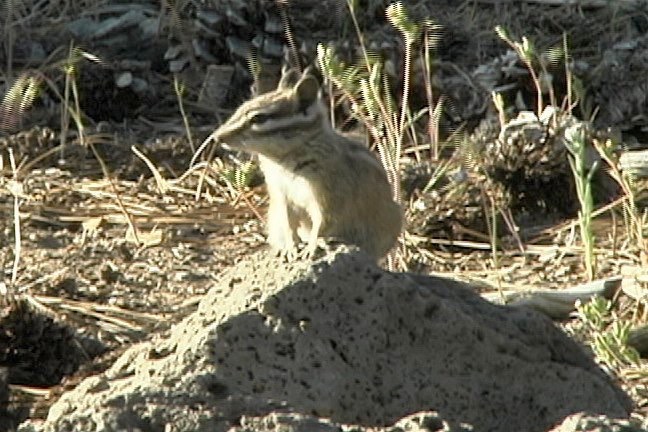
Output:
273,241,318,262
268,233,299,262
272,239,329,262
297,237,331,260
278,246,300,262
281,244,319,261
299,242,317,260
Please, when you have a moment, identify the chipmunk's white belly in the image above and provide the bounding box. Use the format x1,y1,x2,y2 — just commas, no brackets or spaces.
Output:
261,157,316,204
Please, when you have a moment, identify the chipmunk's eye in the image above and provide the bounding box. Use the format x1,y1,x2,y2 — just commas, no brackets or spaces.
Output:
249,113,271,125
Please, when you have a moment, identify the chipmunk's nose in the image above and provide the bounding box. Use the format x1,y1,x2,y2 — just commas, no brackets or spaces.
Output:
212,121,239,144
212,128,224,142
212,129,239,151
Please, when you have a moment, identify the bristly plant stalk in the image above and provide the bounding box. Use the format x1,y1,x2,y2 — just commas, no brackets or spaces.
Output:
316,2,426,269
4,0,15,79
318,2,439,268
345,0,372,74
386,2,418,205
328,1,405,203
421,24,440,160
0,74,40,131
563,33,573,113
495,26,544,116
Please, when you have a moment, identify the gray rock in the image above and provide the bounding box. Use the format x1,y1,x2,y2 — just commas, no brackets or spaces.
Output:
199,64,235,106
115,71,132,88
91,10,146,39
232,412,343,432
164,44,183,61
18,246,631,432
225,7,248,27
197,10,224,27
549,412,647,432
262,37,284,58
226,36,252,59
264,14,283,34
28,42,46,62
138,17,159,38
193,38,218,63
252,33,265,49
230,410,473,432
130,78,149,94
168,56,189,73
195,20,222,38
66,17,97,39
0,367,16,431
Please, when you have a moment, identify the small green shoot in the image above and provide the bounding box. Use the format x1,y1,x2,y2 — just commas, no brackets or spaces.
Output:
220,160,257,199
564,124,598,281
594,137,648,260
576,297,640,370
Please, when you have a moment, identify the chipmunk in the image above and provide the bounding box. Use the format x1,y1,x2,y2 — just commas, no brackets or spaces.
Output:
213,69,402,260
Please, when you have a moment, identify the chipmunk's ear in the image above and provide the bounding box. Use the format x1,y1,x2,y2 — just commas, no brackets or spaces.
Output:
293,74,320,110
277,65,300,90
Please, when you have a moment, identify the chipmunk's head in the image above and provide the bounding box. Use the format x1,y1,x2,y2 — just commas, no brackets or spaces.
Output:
213,68,326,158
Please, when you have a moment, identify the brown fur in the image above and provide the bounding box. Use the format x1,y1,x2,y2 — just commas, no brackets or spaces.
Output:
213,71,402,259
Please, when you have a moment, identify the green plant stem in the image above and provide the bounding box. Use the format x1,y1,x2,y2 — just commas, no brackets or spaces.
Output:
8,149,21,286
70,70,85,148
594,139,646,259
174,75,195,153
567,127,597,280
60,51,72,160
421,30,437,160
392,38,413,204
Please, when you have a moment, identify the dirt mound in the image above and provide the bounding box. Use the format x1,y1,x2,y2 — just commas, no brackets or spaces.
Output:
17,245,631,432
